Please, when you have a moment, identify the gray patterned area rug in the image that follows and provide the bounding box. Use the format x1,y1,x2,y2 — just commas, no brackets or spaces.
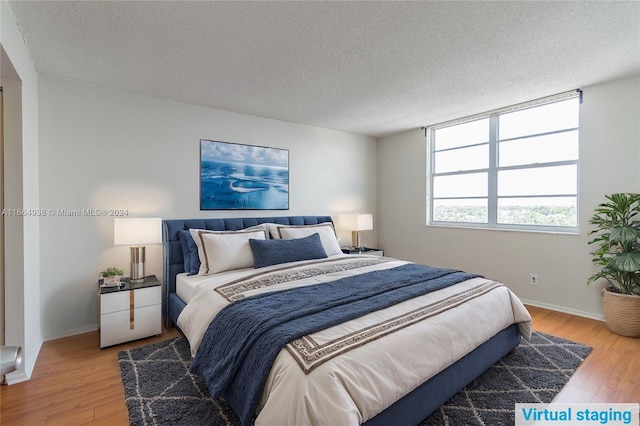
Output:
118,331,591,426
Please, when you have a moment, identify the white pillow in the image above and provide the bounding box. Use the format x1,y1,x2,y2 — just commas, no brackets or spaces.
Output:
265,223,284,239
243,223,268,233
240,223,284,239
278,223,342,256
189,229,267,274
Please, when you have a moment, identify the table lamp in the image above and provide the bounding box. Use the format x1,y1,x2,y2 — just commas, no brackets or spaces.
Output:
339,214,373,250
114,217,162,283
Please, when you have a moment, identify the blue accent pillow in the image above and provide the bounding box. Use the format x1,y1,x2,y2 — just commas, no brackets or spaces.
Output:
249,233,327,268
178,230,200,275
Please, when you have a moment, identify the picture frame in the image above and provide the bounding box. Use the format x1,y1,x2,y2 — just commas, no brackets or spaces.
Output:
200,139,290,210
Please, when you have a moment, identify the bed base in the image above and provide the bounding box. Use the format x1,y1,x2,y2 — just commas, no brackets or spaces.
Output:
161,216,522,425
364,323,520,425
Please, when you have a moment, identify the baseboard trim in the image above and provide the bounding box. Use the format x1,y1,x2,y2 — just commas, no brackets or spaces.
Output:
44,324,98,342
4,370,28,385
520,298,605,322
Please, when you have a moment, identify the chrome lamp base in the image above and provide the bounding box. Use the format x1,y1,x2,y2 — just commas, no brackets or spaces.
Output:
351,231,362,249
130,246,146,283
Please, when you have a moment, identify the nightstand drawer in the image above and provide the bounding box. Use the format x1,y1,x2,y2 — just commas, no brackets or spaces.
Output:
100,304,161,348
99,276,162,348
100,286,161,315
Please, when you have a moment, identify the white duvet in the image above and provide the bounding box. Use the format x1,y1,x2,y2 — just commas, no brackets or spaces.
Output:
177,255,532,426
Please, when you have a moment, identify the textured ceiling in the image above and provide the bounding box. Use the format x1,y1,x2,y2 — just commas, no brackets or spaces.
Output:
7,1,640,138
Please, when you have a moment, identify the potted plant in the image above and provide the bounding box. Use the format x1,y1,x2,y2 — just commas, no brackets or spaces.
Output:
588,193,640,337
100,267,124,287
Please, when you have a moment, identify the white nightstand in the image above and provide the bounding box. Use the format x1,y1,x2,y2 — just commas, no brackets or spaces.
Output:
341,247,384,256
99,275,161,348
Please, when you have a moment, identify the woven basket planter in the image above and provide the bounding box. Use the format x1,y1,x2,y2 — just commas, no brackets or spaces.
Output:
603,287,640,337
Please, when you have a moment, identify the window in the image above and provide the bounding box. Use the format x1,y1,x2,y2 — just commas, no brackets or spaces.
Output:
426,90,580,233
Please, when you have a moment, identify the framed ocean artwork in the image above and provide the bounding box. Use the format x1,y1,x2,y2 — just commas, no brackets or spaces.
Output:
200,139,290,210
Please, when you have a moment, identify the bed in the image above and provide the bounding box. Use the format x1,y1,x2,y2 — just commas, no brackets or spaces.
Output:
162,216,532,426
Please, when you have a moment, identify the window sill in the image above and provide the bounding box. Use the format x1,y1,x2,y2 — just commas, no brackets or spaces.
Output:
427,222,579,236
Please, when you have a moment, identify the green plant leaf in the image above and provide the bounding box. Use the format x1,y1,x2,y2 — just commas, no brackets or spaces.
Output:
588,193,640,294
610,226,638,244
613,251,640,272
101,267,124,277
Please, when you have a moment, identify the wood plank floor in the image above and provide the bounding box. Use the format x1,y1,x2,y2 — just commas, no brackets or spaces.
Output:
1,306,638,425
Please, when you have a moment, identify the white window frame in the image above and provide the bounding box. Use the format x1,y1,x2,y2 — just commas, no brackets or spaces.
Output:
426,90,580,234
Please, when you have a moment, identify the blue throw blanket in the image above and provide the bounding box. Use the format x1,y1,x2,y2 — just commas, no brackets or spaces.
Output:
190,263,479,426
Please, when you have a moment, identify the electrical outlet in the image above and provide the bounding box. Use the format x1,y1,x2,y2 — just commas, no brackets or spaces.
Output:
529,274,539,286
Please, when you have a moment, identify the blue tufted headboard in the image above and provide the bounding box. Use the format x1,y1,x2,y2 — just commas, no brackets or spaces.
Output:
162,215,334,327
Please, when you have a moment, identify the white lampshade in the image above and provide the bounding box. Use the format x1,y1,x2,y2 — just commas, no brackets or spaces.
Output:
114,218,161,284
114,218,162,246
338,214,373,249
339,214,373,231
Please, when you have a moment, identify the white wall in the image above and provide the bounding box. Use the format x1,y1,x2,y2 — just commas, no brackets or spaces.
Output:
378,75,640,319
1,1,42,383
38,75,377,339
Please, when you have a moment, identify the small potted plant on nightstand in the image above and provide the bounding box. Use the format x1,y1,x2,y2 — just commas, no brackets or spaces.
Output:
100,267,124,287
588,193,640,337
